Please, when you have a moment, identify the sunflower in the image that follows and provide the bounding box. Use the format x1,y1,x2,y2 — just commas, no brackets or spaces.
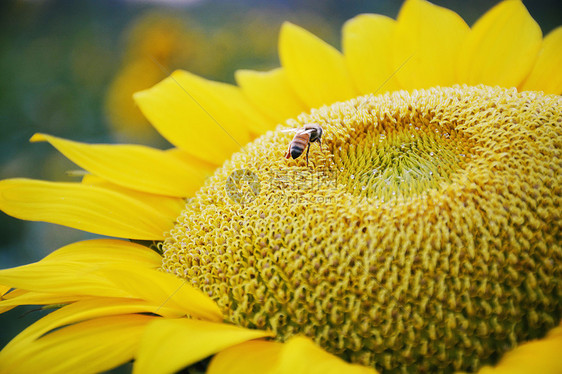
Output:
1,0,562,373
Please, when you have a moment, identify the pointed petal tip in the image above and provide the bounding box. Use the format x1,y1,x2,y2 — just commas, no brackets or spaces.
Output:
29,133,47,143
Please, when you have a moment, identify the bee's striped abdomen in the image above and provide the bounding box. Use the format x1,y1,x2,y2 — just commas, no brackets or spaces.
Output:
289,133,310,159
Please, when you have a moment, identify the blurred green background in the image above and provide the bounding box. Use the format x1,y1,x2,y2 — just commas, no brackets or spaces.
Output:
0,0,560,360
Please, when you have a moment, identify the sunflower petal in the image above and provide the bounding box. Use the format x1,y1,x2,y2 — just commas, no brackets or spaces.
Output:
0,289,87,310
0,178,175,240
0,240,161,299
342,14,401,95
134,70,254,165
30,133,206,197
475,322,562,374
0,286,17,313
207,340,283,374
392,0,469,89
0,257,220,320
456,0,542,87
97,266,223,321
279,22,357,109
41,239,161,268
81,174,185,219
520,26,562,94
0,305,15,314
208,79,273,135
0,314,153,374
0,262,132,298
275,336,377,374
235,68,307,124
165,147,218,176
2,298,182,359
133,319,274,374
0,285,10,297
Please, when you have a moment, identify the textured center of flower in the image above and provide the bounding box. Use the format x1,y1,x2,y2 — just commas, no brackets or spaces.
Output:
334,124,473,199
162,86,562,373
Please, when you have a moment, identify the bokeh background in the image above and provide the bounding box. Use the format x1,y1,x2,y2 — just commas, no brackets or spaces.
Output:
0,0,560,365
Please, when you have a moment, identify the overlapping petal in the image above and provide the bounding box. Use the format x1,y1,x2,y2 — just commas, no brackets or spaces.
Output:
133,319,273,374
31,133,206,197
520,26,562,94
134,70,264,165
474,322,562,374
81,174,185,220
0,178,176,240
207,340,283,374
236,68,307,124
392,0,469,89
40,239,161,267
207,337,377,374
274,337,377,374
456,0,542,87
279,22,357,108
343,14,400,95
0,255,221,321
0,314,153,374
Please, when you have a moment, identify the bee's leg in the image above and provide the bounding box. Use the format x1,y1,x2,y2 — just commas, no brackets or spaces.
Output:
285,143,292,159
318,138,325,154
305,143,311,167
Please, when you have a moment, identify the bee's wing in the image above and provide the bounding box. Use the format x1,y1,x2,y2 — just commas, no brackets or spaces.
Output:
280,128,314,135
280,128,300,133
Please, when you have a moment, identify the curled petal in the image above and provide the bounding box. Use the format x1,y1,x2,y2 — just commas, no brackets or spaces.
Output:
520,26,562,94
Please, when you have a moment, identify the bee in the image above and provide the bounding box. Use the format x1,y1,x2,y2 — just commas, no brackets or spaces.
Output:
282,124,323,166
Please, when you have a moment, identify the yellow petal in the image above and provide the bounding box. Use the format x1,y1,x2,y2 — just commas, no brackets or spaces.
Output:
0,314,153,374
165,147,218,176
0,285,10,297
208,340,283,374
0,305,15,314
520,26,562,94
0,178,175,240
0,239,161,299
342,14,401,95
0,259,221,321
235,68,307,124
475,322,562,374
133,319,274,374
0,289,87,310
41,239,161,268
81,174,185,220
456,0,542,87
2,298,183,360
97,266,223,321
209,79,273,136
0,293,86,309
0,286,17,313
0,262,134,299
279,22,357,109
134,70,255,165
30,133,206,197
274,337,377,374
392,0,469,89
